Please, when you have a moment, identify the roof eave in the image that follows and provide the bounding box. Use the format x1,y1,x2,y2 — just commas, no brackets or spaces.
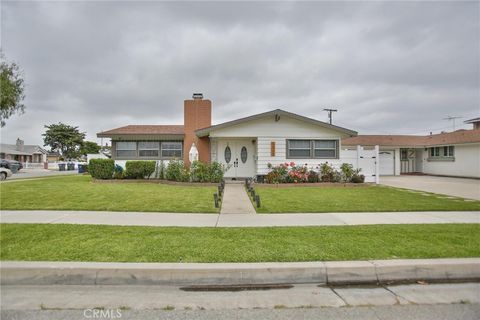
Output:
195,109,357,137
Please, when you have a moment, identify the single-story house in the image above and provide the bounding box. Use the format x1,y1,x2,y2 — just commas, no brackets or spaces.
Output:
0,138,47,164
97,93,358,179
342,118,480,178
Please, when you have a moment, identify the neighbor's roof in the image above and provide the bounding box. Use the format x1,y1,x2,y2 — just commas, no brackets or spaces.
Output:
97,125,184,137
0,143,47,155
195,109,357,137
465,117,480,124
342,129,480,147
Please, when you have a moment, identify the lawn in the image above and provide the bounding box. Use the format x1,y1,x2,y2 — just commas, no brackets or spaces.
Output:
253,185,480,213
1,223,478,262
0,175,218,213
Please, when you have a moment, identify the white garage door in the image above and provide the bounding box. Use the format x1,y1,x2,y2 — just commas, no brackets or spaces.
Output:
379,151,395,175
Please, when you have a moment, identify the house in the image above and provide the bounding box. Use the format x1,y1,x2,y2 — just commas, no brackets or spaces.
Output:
97,93,358,179
0,138,47,164
342,118,480,178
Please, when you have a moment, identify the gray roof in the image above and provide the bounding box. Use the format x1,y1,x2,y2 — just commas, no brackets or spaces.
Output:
0,143,48,156
195,109,357,137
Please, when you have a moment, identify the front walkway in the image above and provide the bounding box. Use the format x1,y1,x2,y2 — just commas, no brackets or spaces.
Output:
220,183,256,214
1,210,478,227
380,175,480,200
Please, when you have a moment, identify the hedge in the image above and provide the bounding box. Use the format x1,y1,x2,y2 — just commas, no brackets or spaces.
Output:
125,161,156,179
88,159,114,179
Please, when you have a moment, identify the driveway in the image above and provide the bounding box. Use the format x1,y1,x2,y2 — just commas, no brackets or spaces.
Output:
380,175,480,200
6,169,78,180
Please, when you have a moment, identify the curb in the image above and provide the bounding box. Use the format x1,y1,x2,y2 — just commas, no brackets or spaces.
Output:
1,258,479,286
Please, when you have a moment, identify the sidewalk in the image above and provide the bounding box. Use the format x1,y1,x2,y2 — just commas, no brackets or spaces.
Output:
1,210,479,227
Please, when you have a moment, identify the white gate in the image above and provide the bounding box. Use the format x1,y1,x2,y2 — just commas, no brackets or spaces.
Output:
340,145,380,183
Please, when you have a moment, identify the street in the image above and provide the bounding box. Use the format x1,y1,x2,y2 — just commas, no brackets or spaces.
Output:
1,282,479,319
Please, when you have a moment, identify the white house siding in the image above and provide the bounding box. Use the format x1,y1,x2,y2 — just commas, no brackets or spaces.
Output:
207,115,352,177
422,143,480,178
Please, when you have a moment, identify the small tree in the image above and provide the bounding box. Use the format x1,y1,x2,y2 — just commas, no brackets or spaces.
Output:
80,141,101,155
43,123,86,160
0,54,26,127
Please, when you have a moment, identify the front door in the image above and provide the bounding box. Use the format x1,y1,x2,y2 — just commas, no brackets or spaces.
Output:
218,140,256,179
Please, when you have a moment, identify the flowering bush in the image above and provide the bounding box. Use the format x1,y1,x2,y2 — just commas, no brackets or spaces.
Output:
265,161,359,184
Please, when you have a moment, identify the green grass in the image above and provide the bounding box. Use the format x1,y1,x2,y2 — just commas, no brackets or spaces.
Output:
1,223,478,262
0,175,217,213
254,185,480,213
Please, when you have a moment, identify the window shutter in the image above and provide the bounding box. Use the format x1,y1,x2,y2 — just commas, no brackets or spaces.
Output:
270,142,276,157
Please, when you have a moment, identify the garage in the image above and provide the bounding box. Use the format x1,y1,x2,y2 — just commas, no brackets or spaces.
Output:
379,150,395,175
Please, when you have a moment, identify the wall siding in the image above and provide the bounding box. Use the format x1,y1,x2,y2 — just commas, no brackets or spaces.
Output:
422,143,480,178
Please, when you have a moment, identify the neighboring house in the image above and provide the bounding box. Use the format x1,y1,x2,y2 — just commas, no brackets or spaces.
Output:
342,118,480,178
46,151,61,162
0,138,47,164
98,93,358,179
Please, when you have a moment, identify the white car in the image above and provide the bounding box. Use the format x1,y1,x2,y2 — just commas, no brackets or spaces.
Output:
0,167,13,180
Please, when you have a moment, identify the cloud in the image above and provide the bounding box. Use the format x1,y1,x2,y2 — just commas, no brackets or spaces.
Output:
1,1,478,146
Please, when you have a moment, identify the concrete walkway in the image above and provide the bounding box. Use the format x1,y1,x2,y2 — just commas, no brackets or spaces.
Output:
380,175,480,200
1,210,478,227
220,183,256,214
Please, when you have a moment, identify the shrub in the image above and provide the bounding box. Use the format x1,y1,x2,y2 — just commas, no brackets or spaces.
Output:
125,161,156,179
189,161,227,183
307,170,319,183
340,163,354,183
209,161,226,183
191,161,210,182
320,162,335,182
166,159,190,182
351,168,365,183
88,159,114,179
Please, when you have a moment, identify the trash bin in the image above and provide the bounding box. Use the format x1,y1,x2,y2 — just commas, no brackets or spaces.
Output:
78,164,86,174
67,163,75,170
9,163,19,174
58,163,66,171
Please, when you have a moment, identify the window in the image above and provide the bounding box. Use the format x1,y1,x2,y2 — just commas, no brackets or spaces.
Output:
161,142,182,158
287,140,311,158
429,146,454,159
224,146,231,163
138,141,159,157
287,139,338,159
240,146,247,163
401,149,408,161
116,141,136,157
314,140,337,158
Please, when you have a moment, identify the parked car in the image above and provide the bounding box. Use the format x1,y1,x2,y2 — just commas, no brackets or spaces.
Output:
0,159,23,171
0,167,12,180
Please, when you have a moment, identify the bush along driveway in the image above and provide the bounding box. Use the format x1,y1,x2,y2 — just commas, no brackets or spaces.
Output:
253,185,480,213
0,175,218,213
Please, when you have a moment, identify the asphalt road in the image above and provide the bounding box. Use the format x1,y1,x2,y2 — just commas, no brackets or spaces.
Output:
2,304,479,320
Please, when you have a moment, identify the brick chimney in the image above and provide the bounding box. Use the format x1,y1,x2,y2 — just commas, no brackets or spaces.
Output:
184,93,212,165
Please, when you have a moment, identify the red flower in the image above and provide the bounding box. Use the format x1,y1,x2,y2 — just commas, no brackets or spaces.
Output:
290,161,295,167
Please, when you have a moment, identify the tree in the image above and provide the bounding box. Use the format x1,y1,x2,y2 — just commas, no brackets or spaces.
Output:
80,141,101,155
43,123,86,160
0,54,26,127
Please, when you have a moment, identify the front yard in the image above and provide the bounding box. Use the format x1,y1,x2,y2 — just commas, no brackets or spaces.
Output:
254,185,480,213
0,175,218,213
1,223,478,262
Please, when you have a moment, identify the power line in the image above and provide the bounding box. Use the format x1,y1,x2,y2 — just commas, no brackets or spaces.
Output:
442,115,462,131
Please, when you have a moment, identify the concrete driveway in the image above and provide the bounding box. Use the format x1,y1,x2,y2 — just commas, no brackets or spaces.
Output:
380,175,480,200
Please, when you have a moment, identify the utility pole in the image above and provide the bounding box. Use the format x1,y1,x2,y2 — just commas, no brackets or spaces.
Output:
443,116,462,131
323,108,338,125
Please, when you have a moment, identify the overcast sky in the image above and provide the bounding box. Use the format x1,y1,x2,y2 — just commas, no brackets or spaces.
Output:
1,1,479,146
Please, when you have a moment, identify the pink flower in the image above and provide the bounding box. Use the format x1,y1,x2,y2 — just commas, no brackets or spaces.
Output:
290,161,296,167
